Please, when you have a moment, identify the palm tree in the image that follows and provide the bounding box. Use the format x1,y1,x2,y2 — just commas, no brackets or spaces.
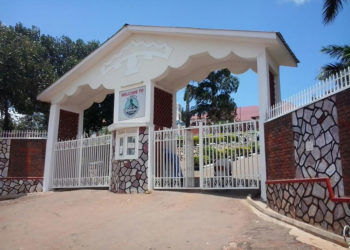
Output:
323,0,347,24
319,45,350,79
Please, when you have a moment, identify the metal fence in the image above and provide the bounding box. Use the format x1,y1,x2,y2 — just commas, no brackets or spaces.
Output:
0,130,47,139
266,66,350,121
201,121,260,189
153,120,260,190
154,127,195,189
52,135,112,188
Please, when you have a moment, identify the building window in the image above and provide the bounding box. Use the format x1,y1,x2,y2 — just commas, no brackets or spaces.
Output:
116,129,138,159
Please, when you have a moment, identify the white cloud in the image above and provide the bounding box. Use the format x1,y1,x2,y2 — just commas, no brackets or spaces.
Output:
284,0,310,5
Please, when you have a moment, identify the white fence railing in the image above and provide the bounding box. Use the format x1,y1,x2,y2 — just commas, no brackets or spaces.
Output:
201,121,260,189
153,120,260,190
52,135,112,188
154,127,195,189
267,67,350,121
0,130,47,139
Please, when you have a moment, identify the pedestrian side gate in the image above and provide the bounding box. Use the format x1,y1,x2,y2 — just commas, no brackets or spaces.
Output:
153,120,260,190
51,135,112,188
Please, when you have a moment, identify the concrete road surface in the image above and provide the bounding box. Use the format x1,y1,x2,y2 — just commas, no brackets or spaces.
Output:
0,190,344,250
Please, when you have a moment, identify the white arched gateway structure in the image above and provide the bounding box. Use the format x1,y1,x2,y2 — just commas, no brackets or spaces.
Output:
38,25,298,200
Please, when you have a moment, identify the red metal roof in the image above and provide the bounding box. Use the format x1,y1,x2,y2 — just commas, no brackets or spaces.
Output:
235,106,259,121
190,105,259,122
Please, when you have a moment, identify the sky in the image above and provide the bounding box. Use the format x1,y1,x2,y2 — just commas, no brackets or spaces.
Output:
0,0,349,108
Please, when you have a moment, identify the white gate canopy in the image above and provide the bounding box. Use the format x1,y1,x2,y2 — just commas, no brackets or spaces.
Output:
37,24,298,111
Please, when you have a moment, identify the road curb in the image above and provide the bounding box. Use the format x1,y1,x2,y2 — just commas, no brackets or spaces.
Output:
0,194,26,201
246,196,348,248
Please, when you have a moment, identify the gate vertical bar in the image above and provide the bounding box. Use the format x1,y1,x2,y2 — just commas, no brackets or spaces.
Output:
148,125,154,190
109,133,113,187
78,137,83,186
199,122,204,188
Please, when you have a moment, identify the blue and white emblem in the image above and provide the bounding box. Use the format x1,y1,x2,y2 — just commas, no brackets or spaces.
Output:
124,95,139,117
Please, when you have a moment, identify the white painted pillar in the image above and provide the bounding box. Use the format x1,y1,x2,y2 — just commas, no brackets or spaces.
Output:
43,104,61,191
145,80,153,124
147,81,155,190
275,68,281,103
172,91,177,128
113,87,119,124
257,49,270,201
148,124,154,191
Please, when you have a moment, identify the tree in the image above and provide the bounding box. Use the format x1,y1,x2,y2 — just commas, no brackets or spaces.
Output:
0,22,54,130
83,94,114,134
323,0,348,24
192,69,239,124
0,22,101,131
319,45,350,79
15,112,47,130
183,83,196,127
318,1,349,79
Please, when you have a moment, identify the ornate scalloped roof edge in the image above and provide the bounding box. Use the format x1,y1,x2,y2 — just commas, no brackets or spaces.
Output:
37,24,299,103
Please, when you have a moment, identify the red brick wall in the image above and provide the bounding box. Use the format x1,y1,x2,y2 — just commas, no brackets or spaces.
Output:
264,113,295,180
153,87,172,128
58,110,79,141
8,139,46,177
337,88,350,195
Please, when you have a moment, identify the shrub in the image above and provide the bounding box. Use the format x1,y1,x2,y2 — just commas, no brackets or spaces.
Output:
193,135,199,145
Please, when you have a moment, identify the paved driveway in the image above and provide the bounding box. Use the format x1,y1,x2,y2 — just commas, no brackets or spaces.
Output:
0,190,343,249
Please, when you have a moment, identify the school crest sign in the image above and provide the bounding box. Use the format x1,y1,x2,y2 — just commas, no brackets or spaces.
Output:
118,86,146,121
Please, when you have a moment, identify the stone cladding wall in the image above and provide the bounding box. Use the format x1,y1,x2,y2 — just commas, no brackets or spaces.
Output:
110,127,148,193
337,88,350,195
293,96,344,196
265,90,350,235
266,179,350,235
0,139,10,177
0,177,43,196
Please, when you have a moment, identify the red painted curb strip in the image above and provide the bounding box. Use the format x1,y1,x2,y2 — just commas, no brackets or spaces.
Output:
266,178,350,203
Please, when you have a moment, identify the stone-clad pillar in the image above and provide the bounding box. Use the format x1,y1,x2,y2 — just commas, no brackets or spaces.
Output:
0,139,11,178
110,127,149,193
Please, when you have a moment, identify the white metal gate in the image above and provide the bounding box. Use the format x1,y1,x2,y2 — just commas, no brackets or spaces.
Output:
154,128,195,189
51,135,112,188
153,120,260,190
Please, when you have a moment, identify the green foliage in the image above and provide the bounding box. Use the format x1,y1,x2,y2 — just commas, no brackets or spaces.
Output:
193,155,209,170
83,94,114,133
203,133,238,144
194,133,239,146
0,22,101,131
319,1,349,81
203,146,251,159
14,112,47,130
250,141,260,154
322,0,347,24
194,144,257,170
183,83,196,127
194,155,199,170
193,135,199,145
192,69,239,123
319,45,350,80
0,22,54,129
